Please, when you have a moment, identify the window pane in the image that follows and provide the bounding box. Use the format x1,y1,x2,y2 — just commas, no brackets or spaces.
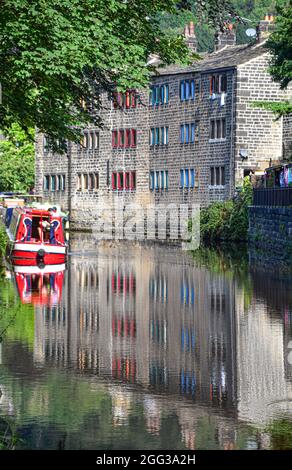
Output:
160,171,164,189
221,167,225,185
165,171,168,190
161,127,165,145
160,85,164,104
180,125,184,143
150,172,154,190
165,85,169,104
211,121,215,139
165,127,169,145
132,129,137,146
191,123,195,143
155,86,160,105
216,120,221,139
220,75,227,93
185,169,189,188
211,167,215,186
51,175,56,191
191,80,195,99
155,171,159,189
185,81,190,100
180,81,185,101
216,167,220,185
180,169,184,187
151,88,155,106
222,118,226,138
155,127,160,145
190,169,195,188
185,125,189,144
150,128,155,146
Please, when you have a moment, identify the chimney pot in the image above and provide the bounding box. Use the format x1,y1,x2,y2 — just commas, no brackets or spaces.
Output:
189,21,195,36
184,24,190,37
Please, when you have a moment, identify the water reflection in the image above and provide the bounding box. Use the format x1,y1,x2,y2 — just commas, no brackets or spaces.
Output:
1,236,292,449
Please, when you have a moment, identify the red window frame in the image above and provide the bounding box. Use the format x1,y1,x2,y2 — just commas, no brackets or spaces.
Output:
125,129,131,148
112,173,117,190
118,129,125,147
131,129,137,148
130,171,136,190
112,130,118,148
125,172,130,189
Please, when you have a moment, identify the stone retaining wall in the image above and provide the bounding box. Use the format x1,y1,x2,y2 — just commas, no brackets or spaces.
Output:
249,206,292,261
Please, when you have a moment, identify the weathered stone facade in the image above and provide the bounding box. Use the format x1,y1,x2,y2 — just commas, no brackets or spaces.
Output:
35,34,292,231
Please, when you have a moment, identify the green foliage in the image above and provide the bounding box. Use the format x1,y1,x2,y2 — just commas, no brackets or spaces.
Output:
0,225,8,274
159,0,286,51
0,276,34,343
0,0,238,149
199,177,253,241
266,2,292,89
266,419,292,450
254,2,292,117
0,123,35,192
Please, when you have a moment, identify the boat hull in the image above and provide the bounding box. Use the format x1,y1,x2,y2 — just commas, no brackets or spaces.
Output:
8,242,67,266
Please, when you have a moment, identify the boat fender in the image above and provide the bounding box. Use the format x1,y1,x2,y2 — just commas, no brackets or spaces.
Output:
37,249,45,258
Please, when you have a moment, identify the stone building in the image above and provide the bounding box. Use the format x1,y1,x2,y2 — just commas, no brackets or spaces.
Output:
35,18,292,231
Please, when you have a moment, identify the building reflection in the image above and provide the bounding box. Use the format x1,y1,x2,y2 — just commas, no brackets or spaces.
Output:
8,236,292,449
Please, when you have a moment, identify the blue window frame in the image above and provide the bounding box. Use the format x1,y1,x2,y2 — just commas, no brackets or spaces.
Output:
191,123,195,143
191,80,195,99
160,127,165,145
155,171,159,190
160,171,164,189
155,127,160,145
190,169,195,188
151,88,156,106
150,171,154,190
165,171,168,189
180,169,184,187
160,85,164,104
165,85,169,104
180,81,185,101
185,81,190,100
180,125,184,143
185,169,189,188
185,124,189,144
165,127,169,145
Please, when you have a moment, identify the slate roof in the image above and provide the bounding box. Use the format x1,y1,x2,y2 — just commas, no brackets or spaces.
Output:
154,43,268,76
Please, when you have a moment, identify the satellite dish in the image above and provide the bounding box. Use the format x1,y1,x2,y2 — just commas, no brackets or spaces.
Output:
245,28,257,37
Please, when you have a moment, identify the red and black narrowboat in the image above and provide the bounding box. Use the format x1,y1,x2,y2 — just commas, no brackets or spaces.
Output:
4,206,67,266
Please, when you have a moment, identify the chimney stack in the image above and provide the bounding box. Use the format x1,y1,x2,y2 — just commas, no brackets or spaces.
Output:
184,21,197,53
256,14,275,43
215,23,236,51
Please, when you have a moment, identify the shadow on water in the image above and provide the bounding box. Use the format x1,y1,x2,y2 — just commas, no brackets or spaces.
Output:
0,236,292,449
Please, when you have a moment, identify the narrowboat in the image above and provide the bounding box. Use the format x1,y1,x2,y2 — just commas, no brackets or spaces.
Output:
13,263,65,305
4,206,67,266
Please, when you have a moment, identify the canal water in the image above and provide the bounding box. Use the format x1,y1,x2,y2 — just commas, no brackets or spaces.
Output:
1,234,292,450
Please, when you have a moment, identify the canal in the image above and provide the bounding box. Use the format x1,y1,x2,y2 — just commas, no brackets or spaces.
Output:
0,234,292,450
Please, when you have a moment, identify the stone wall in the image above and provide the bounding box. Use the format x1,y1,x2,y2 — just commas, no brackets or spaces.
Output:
235,53,291,185
249,206,292,261
283,114,292,161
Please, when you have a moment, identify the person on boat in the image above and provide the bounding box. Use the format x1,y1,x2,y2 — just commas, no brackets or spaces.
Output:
38,219,50,241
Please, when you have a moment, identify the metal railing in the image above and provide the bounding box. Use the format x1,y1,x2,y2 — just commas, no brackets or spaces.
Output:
253,187,292,206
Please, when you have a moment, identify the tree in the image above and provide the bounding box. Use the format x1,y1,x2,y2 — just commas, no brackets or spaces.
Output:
256,1,292,116
0,0,239,150
0,124,35,191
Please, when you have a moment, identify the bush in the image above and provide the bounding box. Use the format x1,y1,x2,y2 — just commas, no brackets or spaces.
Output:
199,177,253,242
